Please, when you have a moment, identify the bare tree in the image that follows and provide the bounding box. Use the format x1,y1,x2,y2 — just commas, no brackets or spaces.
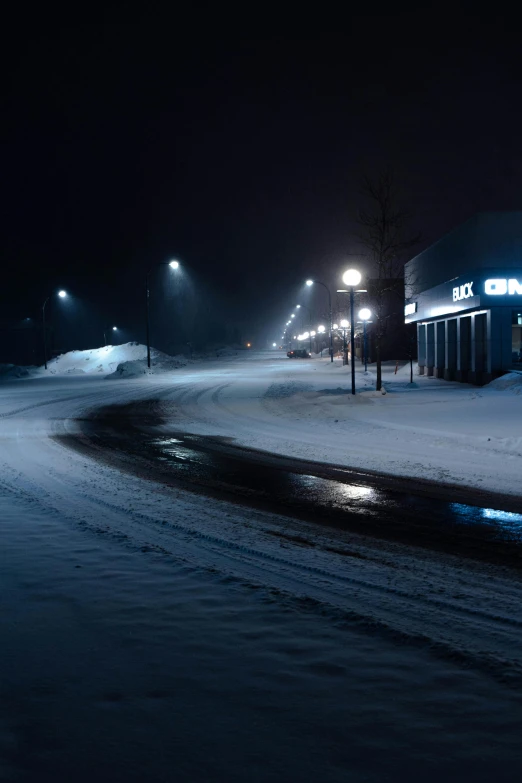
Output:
357,170,420,391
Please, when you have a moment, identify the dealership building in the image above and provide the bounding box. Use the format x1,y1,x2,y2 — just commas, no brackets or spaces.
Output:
405,212,522,384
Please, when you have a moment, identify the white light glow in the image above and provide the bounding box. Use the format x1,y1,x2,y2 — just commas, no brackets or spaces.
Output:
296,304,301,309
340,319,349,328
58,290,67,298
112,326,118,331
310,330,316,336
317,325,325,333
342,269,362,287
169,260,179,269
272,342,277,347
306,280,313,287
333,323,339,330
291,314,295,318
359,308,371,321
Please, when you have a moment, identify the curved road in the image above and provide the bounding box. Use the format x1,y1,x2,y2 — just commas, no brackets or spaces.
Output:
1,356,522,781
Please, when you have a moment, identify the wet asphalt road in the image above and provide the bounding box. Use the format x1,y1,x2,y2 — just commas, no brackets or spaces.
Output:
66,400,522,569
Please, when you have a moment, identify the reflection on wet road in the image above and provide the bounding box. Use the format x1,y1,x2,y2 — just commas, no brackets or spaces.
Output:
151,432,522,565
72,406,522,567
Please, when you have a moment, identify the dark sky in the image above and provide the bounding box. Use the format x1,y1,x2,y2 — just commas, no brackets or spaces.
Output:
2,12,522,359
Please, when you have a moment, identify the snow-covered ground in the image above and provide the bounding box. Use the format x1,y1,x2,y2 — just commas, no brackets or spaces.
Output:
1,346,522,780
140,348,522,499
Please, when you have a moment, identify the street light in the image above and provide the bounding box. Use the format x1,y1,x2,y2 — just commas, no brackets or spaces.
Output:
103,325,119,346
359,308,372,372
305,279,333,362
146,259,180,368
42,290,67,370
341,268,363,395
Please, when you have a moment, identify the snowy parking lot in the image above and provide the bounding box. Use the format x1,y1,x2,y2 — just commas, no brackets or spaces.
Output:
1,346,522,781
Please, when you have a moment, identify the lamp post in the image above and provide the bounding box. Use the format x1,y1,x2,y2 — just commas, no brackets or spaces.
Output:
358,308,372,372
306,279,333,362
104,325,118,347
42,290,67,370
341,269,363,395
146,259,179,369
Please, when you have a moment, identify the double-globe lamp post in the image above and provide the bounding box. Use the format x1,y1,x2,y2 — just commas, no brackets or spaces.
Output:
305,280,333,362
341,269,363,395
42,290,67,370
146,259,179,369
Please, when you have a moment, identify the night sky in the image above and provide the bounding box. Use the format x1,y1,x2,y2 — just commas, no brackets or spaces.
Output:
3,13,522,361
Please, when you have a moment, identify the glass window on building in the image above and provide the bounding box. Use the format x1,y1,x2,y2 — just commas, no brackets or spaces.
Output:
512,311,522,366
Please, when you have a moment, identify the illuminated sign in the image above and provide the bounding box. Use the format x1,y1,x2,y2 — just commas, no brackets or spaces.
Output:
404,302,417,316
484,278,522,295
453,282,474,301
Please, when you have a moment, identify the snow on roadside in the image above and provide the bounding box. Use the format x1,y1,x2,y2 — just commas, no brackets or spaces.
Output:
488,371,522,394
0,343,189,379
0,342,245,381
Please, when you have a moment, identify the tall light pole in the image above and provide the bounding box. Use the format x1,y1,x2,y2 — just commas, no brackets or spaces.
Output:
341,269,363,395
104,325,118,346
42,290,67,370
306,280,333,362
146,259,179,368
359,308,372,372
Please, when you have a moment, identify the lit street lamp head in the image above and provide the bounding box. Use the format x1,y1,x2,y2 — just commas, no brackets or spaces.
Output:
58,290,67,298
112,326,118,331
340,319,349,328
359,308,372,321
342,269,362,287
296,304,301,309
317,325,325,333
305,280,313,287
169,260,179,269
291,314,295,318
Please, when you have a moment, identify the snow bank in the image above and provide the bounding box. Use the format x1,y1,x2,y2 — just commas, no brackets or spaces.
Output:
13,342,189,379
34,342,150,376
487,371,522,394
107,354,188,378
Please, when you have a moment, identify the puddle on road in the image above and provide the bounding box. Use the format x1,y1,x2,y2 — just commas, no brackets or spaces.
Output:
65,399,522,566
154,435,522,554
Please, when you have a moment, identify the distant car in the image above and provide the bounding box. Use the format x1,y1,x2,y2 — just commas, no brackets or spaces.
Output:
287,349,310,358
